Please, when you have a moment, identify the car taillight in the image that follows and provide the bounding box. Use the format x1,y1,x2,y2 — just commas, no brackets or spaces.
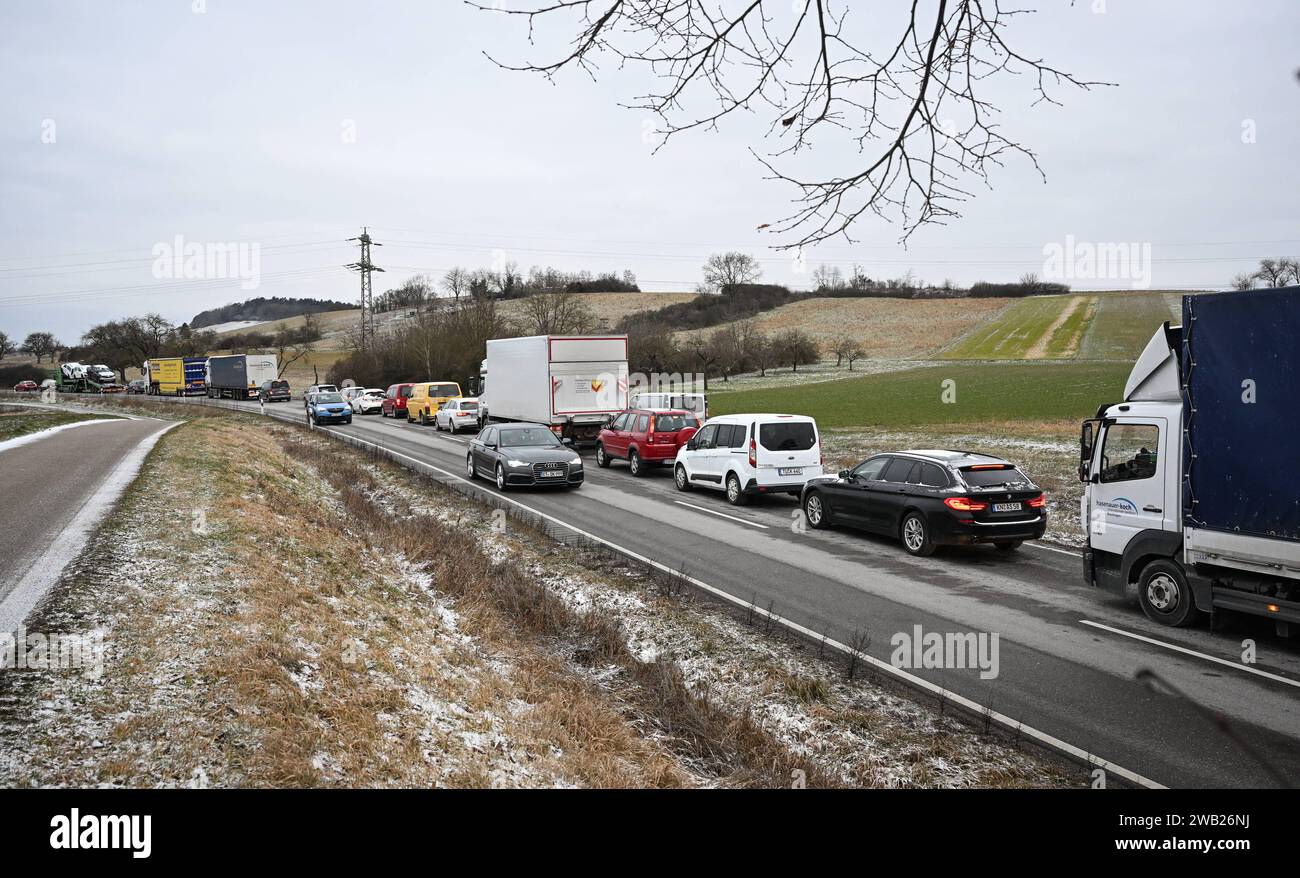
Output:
1027,493,1046,508
748,436,756,468
944,497,989,512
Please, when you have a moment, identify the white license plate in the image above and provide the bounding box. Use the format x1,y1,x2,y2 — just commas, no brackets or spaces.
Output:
992,502,1022,512
778,467,803,477
539,468,564,478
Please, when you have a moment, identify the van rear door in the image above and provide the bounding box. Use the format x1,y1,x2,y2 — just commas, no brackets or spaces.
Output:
754,418,821,485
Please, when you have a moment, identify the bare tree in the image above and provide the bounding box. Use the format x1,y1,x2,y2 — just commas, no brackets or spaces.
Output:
441,266,470,302
1230,272,1256,291
518,291,598,335
1282,258,1300,287
21,331,60,364
477,1,1110,245
845,339,866,371
1254,258,1291,288
702,251,762,293
742,326,775,377
0,331,16,361
772,328,820,372
829,334,856,367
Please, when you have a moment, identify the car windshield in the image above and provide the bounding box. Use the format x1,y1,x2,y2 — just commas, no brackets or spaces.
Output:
759,422,816,451
316,393,344,404
271,381,288,389
653,414,698,432
961,465,1032,487
499,427,561,448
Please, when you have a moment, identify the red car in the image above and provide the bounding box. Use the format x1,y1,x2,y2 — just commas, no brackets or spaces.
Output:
13,380,39,393
381,383,415,419
596,409,700,476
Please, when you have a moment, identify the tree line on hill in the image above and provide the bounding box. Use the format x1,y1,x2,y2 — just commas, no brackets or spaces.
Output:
190,296,352,328
371,266,640,315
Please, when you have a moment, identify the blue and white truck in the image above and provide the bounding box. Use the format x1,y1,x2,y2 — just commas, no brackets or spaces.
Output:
1080,287,1299,631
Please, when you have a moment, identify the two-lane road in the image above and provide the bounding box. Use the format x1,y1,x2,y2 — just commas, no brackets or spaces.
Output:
134,396,1300,787
0,413,177,631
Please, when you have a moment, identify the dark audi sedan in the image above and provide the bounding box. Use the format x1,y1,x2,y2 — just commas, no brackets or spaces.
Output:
467,422,584,491
800,450,1046,556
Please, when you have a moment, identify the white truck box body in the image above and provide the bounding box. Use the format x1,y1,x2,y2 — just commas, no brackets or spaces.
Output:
485,335,628,426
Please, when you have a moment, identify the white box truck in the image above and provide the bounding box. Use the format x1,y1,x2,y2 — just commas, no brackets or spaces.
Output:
206,353,278,400
1080,287,1300,632
480,335,629,442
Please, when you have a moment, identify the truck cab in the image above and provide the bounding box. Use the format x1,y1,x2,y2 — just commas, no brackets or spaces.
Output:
1081,290,1300,632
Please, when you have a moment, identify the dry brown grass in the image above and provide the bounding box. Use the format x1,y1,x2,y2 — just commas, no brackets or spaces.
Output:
496,291,700,329
676,296,1011,358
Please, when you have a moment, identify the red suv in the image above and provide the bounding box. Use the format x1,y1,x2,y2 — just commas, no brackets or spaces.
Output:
596,409,700,476
382,383,415,419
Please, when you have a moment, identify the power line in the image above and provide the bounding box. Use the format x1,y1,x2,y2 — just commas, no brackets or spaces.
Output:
346,228,384,351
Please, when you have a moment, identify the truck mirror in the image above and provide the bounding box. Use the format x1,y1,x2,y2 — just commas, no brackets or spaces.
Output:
1080,421,1094,462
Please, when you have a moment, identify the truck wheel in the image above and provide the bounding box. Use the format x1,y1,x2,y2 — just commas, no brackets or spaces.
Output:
674,464,691,492
725,473,749,506
628,450,644,477
900,512,935,557
1137,560,1200,627
595,444,611,468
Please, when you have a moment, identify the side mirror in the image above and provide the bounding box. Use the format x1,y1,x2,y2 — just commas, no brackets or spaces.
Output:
686,439,697,451
838,469,851,480
561,437,573,445
486,442,497,450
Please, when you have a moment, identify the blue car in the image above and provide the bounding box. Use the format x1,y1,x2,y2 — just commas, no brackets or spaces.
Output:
307,391,353,426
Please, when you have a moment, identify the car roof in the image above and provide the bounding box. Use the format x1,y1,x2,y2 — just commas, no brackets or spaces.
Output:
888,449,1012,467
706,413,816,423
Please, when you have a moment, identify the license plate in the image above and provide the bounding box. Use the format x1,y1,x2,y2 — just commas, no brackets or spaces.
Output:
778,467,802,476
993,502,1022,512
539,467,563,478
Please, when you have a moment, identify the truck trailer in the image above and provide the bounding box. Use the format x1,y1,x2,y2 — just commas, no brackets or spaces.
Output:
205,354,277,400
1080,286,1300,632
479,335,629,442
145,357,208,396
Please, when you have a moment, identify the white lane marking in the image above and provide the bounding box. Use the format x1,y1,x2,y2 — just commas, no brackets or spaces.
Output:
1026,542,1080,557
0,418,124,454
673,500,769,529
306,422,1163,789
0,421,181,631
1079,619,1300,690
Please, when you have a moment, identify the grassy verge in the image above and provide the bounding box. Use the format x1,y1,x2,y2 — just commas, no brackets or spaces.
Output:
709,361,1129,429
0,405,120,442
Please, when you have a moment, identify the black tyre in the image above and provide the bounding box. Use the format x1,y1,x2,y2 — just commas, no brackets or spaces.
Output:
900,512,935,557
674,464,691,492
1137,559,1200,627
595,444,611,468
725,473,749,506
803,491,829,529
994,540,1022,552
628,450,644,477
420,410,429,426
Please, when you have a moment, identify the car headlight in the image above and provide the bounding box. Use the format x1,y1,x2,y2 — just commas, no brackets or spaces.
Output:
570,456,583,466
507,459,530,468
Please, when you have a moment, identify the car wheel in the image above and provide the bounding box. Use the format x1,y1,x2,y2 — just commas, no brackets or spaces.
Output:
900,512,935,557
1137,560,1199,627
994,540,1022,552
628,450,644,477
803,491,829,529
344,417,352,425
466,453,476,480
419,410,428,426
595,444,610,468
495,464,508,491
674,464,691,491
725,473,749,506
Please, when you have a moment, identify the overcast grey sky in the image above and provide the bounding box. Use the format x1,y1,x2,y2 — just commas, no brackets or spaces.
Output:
2,0,1297,342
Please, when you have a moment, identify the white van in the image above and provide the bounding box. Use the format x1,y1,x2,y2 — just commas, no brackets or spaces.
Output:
673,413,822,505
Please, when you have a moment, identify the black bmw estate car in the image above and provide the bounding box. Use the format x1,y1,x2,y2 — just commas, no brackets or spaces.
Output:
800,450,1046,556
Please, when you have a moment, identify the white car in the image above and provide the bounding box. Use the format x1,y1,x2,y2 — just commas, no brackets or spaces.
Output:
673,413,822,505
435,397,482,433
349,388,386,415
